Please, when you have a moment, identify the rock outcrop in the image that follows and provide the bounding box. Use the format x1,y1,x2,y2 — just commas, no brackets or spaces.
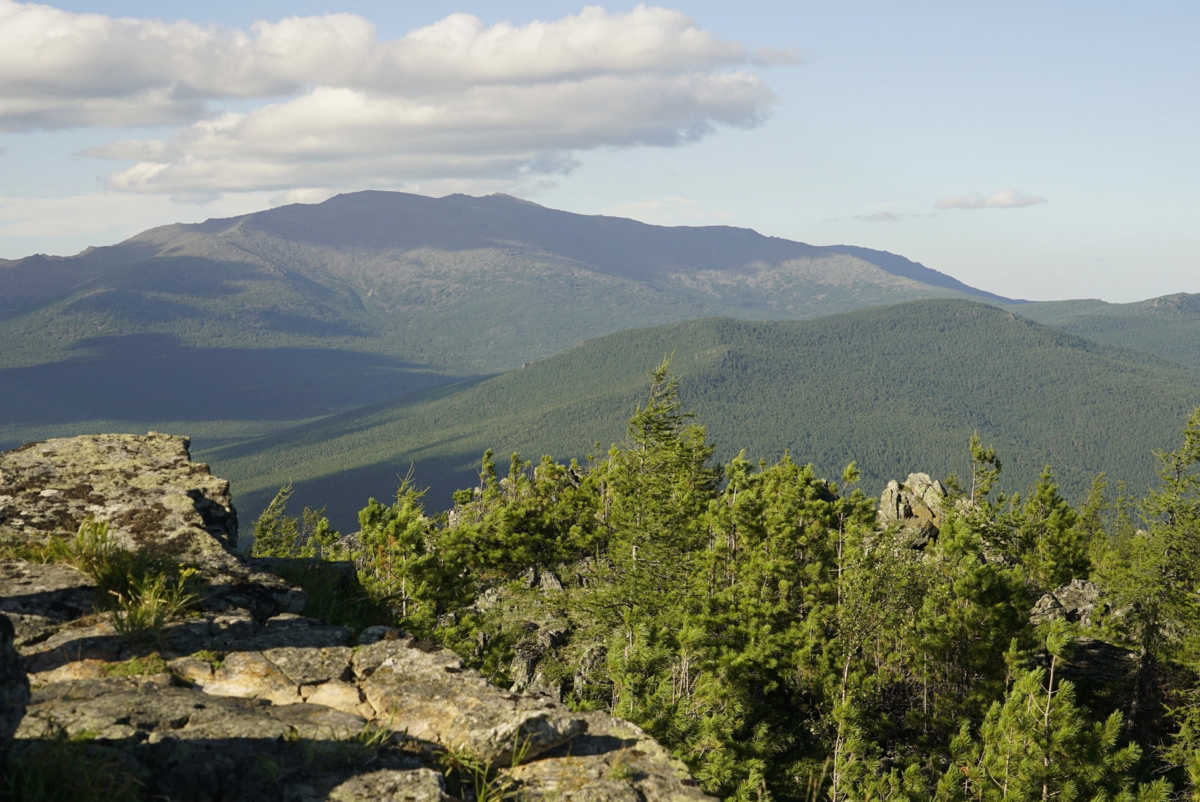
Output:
0,433,238,567
1030,579,1106,628
878,472,947,542
0,434,712,801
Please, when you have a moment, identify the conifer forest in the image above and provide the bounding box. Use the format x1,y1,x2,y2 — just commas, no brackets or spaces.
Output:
252,359,1200,801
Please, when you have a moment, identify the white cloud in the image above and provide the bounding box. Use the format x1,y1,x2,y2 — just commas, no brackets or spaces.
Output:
934,188,1047,210
0,1,784,194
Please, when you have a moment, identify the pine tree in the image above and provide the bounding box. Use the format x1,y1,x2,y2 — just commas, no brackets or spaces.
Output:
937,621,1161,802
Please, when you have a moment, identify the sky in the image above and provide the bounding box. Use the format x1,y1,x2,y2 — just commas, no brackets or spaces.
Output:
0,1,1197,302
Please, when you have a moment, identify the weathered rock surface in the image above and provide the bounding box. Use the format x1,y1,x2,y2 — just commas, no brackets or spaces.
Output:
0,433,238,567
878,472,947,541
1,434,714,800
510,712,711,801
357,637,585,767
1030,579,1105,627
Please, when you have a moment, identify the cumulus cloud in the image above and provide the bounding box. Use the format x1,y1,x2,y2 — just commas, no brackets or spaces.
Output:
934,188,1047,210
0,1,786,195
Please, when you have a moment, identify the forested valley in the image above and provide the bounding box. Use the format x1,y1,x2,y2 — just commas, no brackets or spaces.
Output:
253,358,1200,801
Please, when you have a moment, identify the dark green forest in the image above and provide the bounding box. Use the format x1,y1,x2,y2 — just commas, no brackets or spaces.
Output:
209,300,1200,531
255,357,1200,801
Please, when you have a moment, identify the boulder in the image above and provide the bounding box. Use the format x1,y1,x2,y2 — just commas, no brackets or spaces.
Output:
877,472,947,541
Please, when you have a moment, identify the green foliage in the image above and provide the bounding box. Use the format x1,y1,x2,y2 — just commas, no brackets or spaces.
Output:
110,566,202,644
937,622,1161,802
100,652,171,678
250,484,340,559
129,357,1200,801
205,300,1200,532
0,517,204,642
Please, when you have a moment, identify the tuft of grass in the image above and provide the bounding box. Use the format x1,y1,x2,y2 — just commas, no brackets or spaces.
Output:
435,734,531,802
110,567,201,644
1,726,144,802
607,748,635,781
100,652,170,678
190,649,224,670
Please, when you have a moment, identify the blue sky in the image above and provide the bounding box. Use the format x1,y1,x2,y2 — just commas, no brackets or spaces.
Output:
1,1,1196,302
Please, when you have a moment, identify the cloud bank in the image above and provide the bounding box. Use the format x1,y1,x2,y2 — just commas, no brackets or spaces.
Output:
0,1,785,195
934,188,1047,210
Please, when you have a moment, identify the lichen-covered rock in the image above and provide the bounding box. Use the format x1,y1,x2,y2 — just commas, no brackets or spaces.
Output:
356,638,585,767
878,472,947,542
0,614,29,759
327,768,447,802
509,711,713,801
0,433,238,567
1030,579,1105,627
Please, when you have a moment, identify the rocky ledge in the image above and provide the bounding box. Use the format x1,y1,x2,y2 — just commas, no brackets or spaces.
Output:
0,434,711,802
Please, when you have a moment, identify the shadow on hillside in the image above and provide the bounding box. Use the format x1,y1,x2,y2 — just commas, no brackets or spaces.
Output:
0,334,455,428
228,453,492,536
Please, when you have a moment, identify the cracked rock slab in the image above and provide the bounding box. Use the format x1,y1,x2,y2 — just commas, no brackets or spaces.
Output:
357,639,585,768
510,711,715,801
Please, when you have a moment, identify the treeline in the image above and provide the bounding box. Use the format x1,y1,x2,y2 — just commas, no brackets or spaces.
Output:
254,358,1200,801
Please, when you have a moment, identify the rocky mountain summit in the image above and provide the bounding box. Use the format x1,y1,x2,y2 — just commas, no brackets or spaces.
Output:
0,434,712,801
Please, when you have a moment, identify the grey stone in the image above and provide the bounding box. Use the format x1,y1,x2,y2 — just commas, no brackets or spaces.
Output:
358,625,406,645
0,561,96,623
1031,579,1105,628
358,639,585,767
0,433,239,569
510,711,714,801
244,613,352,650
264,646,353,685
878,472,946,542
327,768,447,802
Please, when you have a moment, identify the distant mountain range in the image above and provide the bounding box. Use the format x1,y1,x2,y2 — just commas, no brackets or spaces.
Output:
2,191,1199,531
0,190,1024,448
200,300,1200,532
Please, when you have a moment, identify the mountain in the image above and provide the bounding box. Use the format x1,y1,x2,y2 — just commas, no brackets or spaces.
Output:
197,299,1200,532
1010,293,1200,369
0,190,1018,451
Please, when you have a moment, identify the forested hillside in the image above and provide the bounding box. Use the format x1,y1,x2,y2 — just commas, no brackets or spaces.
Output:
203,300,1200,531
1013,293,1200,368
249,361,1200,801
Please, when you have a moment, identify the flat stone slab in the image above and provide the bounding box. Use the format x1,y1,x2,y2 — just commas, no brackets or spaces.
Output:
355,638,585,768
510,711,715,801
